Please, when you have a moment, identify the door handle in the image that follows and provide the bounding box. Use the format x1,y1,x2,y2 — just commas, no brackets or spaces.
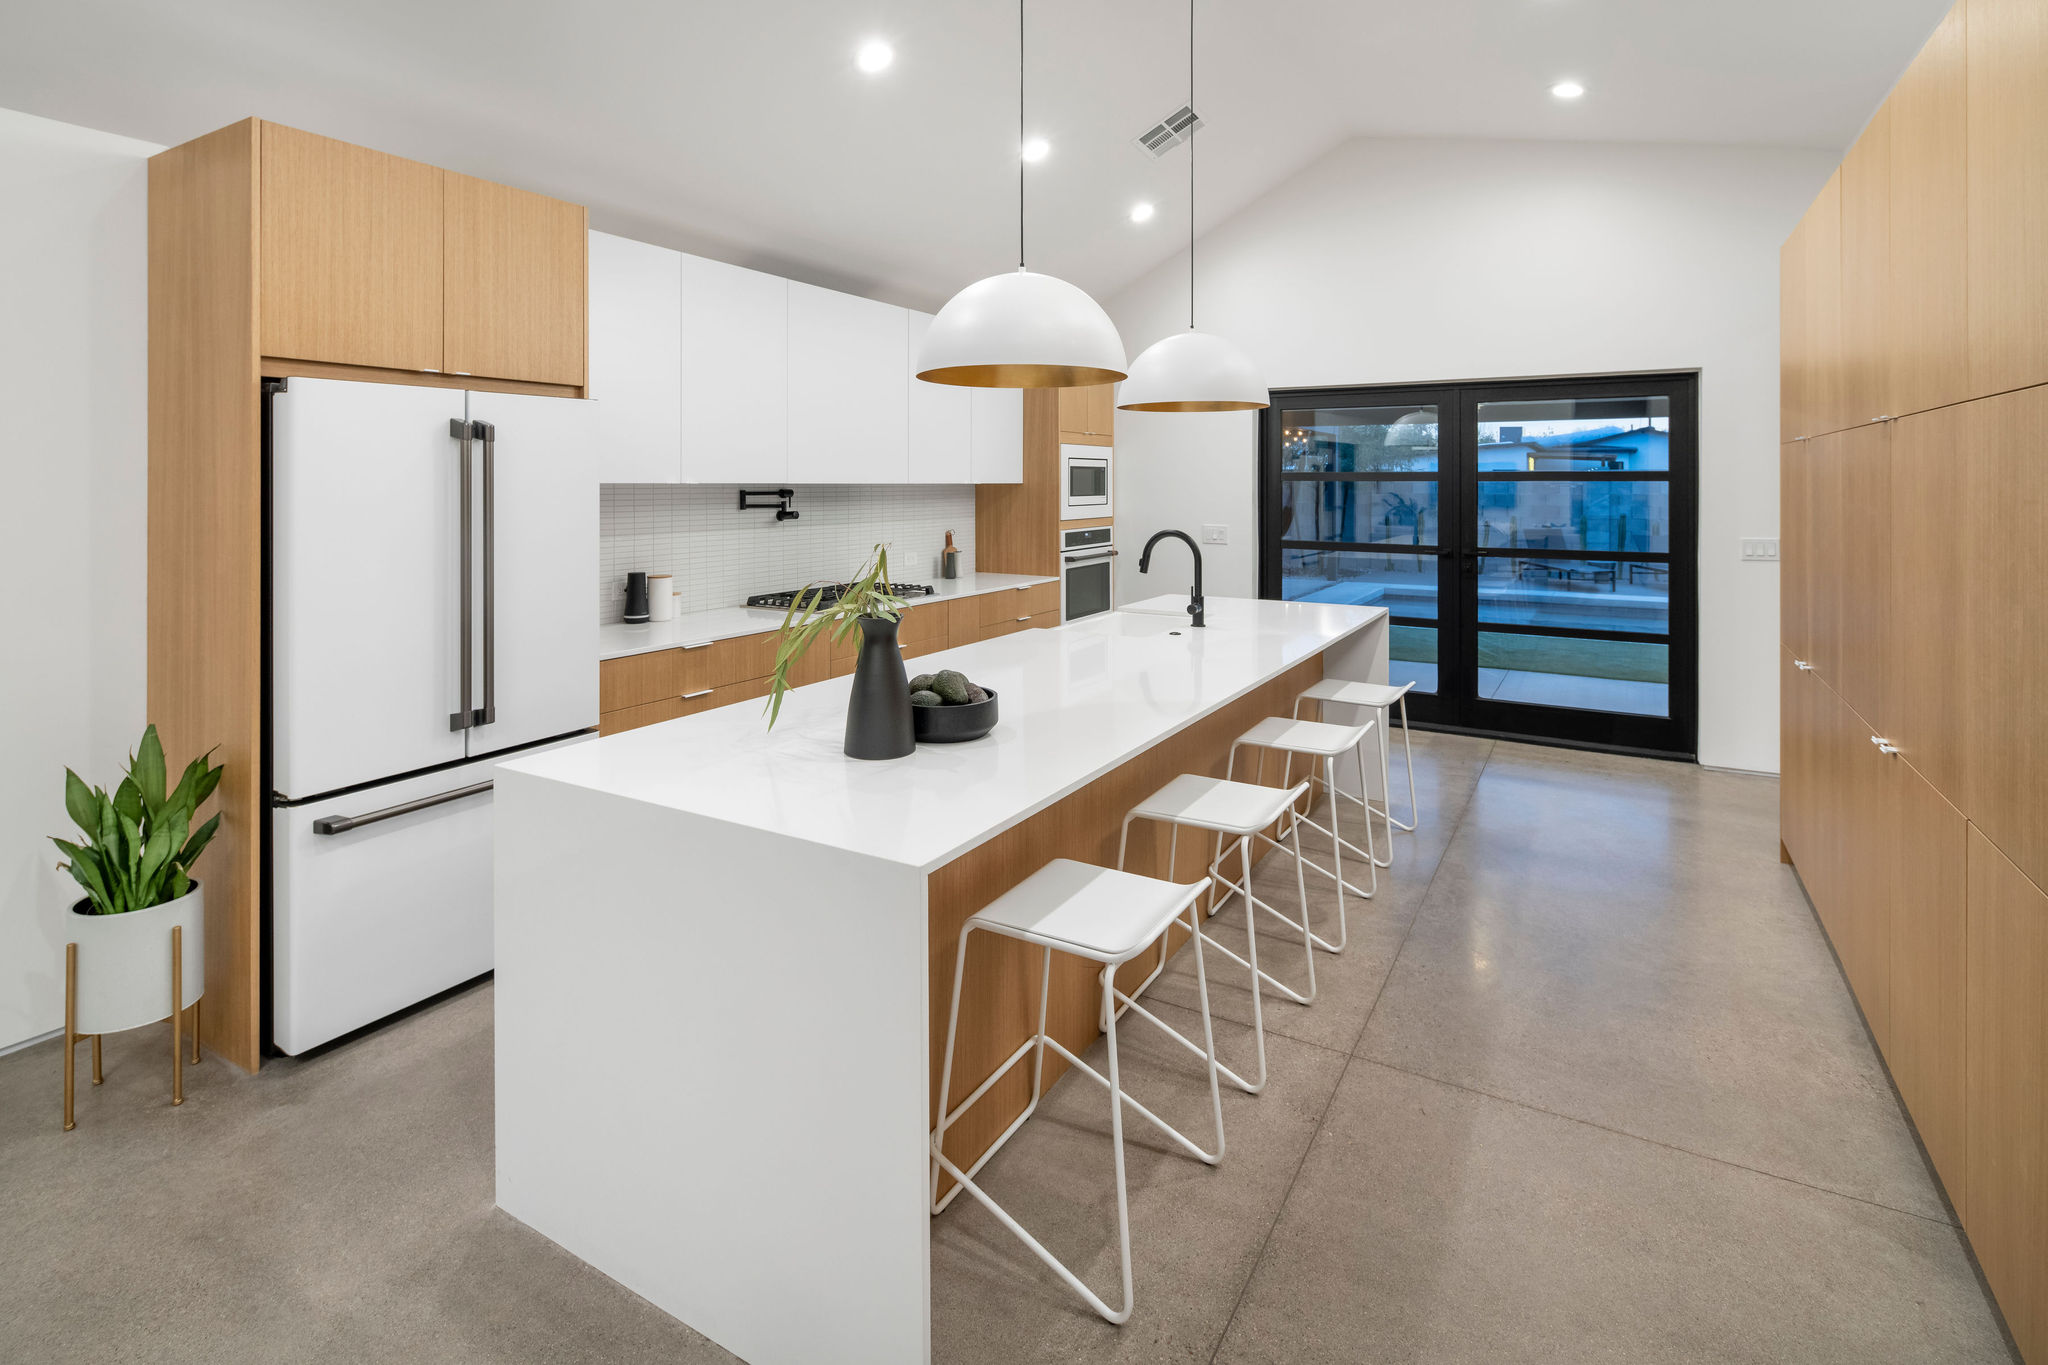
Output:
1793,659,1813,671
1871,735,1899,756
476,420,497,728
448,418,474,731
312,780,493,835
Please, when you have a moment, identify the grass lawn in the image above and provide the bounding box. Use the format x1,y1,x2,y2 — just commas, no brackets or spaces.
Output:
1391,624,1668,683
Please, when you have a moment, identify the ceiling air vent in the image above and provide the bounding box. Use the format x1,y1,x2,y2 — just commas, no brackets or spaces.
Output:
1133,105,1203,159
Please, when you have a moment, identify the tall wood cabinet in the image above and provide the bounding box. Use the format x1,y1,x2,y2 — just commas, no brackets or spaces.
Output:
1780,3,2048,1356
149,119,590,1072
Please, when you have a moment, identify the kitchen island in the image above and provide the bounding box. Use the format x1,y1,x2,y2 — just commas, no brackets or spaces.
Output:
494,595,1386,1365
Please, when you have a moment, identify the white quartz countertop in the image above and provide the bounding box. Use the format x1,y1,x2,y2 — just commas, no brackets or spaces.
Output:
597,573,1058,662
515,595,1383,871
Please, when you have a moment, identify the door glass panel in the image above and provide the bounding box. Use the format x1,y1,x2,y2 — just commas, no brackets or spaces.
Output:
1280,479,1440,546
1280,405,1439,473
1281,548,1437,619
1477,631,1669,717
1475,396,1670,471
1475,555,1669,634
1391,623,1438,695
1474,481,1671,552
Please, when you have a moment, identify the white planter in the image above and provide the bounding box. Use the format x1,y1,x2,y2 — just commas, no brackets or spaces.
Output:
69,883,205,1035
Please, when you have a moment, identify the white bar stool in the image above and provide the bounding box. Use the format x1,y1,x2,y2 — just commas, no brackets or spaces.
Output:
1295,678,1419,869
930,859,1222,1326
1229,716,1378,954
1111,774,1315,1096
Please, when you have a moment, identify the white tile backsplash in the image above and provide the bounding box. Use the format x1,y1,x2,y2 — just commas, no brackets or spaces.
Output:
598,484,978,623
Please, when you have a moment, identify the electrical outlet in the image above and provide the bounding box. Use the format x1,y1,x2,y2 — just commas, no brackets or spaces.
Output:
1202,524,1228,545
1741,538,1779,561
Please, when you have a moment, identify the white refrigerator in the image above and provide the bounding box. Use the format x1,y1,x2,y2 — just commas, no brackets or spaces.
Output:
267,378,596,1054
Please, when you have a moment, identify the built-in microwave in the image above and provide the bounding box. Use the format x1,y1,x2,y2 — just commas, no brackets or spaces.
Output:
1060,526,1116,621
1060,444,1112,516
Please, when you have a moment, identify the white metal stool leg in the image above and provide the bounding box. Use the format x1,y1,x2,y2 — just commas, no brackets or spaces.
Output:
1294,693,1395,866
930,871,1225,1326
1230,741,1377,952
1388,692,1418,832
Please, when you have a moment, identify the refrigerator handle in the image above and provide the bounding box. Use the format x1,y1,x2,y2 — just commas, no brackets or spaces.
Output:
449,418,474,731
478,420,497,727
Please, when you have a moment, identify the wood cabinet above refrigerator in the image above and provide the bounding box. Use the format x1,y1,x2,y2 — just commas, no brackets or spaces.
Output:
253,121,587,390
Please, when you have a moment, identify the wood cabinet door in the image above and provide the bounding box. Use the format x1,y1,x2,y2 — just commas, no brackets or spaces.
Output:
1839,106,1891,428
1837,697,1895,1055
588,231,683,482
1888,3,1970,417
1057,383,1116,439
1802,431,1844,684
1801,674,1849,939
1803,172,1846,437
1968,0,2048,400
1780,649,1812,867
1964,826,2048,1363
1886,407,1967,800
1780,219,1809,443
1963,386,2048,891
443,171,588,387
787,282,909,483
1781,442,1810,663
259,124,443,372
1886,759,1968,1207
1832,422,1892,733
677,252,787,484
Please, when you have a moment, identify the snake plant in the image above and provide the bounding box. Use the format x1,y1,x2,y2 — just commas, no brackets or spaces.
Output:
765,543,906,729
51,725,223,915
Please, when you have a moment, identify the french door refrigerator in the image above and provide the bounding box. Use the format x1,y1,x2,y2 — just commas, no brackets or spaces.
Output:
267,378,596,1054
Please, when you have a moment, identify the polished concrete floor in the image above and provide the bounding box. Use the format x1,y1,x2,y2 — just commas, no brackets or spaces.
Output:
0,735,2015,1363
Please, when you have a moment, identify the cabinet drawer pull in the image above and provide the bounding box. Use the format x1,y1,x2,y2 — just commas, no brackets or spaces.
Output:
682,688,713,700
1016,615,1032,622
681,640,713,651
1793,659,1813,671
1870,735,1899,755
312,780,492,835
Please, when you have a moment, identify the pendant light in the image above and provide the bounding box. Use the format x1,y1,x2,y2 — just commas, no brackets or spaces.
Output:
916,0,1127,388
1117,0,1267,413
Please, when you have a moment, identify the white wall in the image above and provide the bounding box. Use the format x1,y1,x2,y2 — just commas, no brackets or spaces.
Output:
1109,136,1833,773
0,108,158,1051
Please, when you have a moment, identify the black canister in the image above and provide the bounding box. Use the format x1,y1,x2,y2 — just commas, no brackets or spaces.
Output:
623,572,651,623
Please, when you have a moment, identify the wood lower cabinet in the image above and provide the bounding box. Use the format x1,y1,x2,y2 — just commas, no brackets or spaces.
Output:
443,171,588,387
978,581,1059,625
1965,827,2048,1364
1963,387,2048,893
259,124,444,373
1888,761,1969,1205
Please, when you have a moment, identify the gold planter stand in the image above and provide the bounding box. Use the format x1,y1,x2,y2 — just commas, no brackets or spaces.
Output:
62,925,203,1132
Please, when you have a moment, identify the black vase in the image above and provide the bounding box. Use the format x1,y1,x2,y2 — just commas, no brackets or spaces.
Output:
844,615,915,760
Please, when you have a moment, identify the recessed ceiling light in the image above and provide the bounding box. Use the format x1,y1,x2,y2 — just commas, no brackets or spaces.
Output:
1020,136,1050,163
1129,202,1156,224
856,39,894,74
1550,79,1585,100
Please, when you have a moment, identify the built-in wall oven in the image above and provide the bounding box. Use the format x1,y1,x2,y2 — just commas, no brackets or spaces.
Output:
1060,444,1112,516
1061,526,1116,621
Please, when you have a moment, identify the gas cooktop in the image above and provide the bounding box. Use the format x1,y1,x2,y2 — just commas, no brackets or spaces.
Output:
746,582,937,611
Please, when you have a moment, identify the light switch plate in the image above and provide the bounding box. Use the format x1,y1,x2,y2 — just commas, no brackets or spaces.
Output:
1741,537,1779,561
1202,524,1228,545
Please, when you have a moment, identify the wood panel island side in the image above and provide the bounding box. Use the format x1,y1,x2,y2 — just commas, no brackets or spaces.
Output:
492,596,1388,1365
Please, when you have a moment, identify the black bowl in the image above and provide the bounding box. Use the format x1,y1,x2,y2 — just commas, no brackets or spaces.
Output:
913,688,998,744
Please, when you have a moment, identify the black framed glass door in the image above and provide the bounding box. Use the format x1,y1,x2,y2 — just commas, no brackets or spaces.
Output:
1261,373,1697,757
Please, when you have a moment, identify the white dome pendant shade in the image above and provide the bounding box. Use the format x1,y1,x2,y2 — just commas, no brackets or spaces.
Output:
917,0,1126,390
1118,329,1266,411
1116,0,1268,414
916,268,1127,388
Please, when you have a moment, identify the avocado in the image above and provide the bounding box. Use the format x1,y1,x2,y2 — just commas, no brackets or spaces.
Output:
931,670,971,705
966,684,989,705
910,690,943,708
908,673,936,693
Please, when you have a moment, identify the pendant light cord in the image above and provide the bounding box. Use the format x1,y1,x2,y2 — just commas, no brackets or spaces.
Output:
1188,0,1196,330
1018,0,1026,270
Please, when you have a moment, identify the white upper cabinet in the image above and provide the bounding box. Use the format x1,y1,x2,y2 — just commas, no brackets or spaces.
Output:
588,231,684,483
905,311,972,483
970,388,1024,483
787,282,908,484
679,252,788,484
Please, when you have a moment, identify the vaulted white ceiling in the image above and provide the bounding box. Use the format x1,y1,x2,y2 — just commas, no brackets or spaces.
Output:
0,0,1948,310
